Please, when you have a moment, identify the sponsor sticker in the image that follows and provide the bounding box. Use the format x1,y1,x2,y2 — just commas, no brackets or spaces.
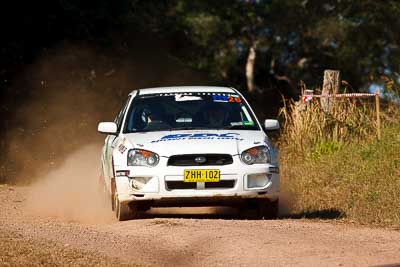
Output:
151,132,243,143
118,144,127,154
243,121,254,126
230,121,255,126
175,94,203,101
212,95,241,103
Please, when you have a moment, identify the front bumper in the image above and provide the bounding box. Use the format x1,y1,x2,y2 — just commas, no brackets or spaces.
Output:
114,156,279,204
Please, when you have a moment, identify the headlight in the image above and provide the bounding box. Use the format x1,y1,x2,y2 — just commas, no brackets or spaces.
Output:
127,149,159,167
241,146,271,165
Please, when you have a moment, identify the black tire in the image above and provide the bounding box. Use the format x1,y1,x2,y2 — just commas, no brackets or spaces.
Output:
114,194,138,221
257,199,279,219
111,191,115,211
110,178,116,211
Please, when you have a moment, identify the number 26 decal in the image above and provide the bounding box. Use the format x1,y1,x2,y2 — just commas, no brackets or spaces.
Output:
228,96,241,103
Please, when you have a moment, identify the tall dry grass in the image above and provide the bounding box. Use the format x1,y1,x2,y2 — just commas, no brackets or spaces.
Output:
279,96,400,226
279,98,378,153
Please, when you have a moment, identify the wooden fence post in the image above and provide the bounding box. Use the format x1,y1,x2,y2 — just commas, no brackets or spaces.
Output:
375,91,381,140
321,70,340,112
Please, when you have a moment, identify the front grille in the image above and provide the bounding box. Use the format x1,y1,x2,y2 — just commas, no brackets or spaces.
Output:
165,180,235,190
167,154,233,166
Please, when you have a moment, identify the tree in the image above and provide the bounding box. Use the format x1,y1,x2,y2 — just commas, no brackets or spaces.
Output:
158,0,400,93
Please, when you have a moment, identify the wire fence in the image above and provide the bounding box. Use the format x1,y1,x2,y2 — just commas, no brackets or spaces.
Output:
300,90,381,139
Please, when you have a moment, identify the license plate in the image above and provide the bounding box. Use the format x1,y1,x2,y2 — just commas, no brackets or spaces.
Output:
184,169,220,182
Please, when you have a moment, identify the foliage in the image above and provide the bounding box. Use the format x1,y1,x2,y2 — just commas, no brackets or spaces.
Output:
2,0,400,94
165,0,400,91
279,94,400,226
308,141,342,160
279,98,378,153
280,119,400,225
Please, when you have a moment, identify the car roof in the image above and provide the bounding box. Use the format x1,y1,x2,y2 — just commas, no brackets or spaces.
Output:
129,86,237,96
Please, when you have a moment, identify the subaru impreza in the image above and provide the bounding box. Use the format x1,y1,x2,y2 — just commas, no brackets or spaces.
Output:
98,86,280,220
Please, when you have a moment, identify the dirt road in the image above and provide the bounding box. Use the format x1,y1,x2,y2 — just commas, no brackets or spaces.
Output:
1,185,400,266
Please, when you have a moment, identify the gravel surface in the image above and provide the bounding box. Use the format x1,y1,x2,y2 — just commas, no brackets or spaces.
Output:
1,185,400,266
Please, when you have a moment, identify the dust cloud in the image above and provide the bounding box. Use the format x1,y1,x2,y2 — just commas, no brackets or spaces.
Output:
2,35,205,222
26,145,114,223
277,190,294,217
3,36,206,185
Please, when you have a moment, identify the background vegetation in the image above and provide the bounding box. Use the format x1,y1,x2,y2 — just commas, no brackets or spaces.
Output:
1,1,400,96
279,99,400,226
0,0,399,225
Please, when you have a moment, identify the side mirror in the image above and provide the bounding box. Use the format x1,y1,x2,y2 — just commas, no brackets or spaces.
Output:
98,122,117,134
264,119,280,131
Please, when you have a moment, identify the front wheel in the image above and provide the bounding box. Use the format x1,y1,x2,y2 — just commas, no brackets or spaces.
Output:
114,194,138,221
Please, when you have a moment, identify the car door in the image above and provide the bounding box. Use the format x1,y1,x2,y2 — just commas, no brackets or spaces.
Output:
103,96,132,185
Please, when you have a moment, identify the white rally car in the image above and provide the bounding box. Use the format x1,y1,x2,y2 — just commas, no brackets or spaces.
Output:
98,86,280,220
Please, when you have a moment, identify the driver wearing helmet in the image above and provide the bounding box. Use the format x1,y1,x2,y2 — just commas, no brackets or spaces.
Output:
205,104,227,128
142,106,170,130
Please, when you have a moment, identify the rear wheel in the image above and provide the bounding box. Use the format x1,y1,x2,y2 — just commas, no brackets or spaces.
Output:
114,194,138,221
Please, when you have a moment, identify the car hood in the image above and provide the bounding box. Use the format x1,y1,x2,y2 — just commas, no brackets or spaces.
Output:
123,130,267,157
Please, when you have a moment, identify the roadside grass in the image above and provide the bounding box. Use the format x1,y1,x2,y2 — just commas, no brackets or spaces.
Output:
279,99,400,226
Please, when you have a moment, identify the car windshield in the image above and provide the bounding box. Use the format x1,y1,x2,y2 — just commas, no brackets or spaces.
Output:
123,92,260,133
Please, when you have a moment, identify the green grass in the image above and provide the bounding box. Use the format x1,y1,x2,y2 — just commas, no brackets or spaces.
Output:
280,100,400,226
